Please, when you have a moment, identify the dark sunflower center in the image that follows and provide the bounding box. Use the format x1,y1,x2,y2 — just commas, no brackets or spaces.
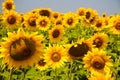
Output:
91,57,105,70
86,11,91,19
5,2,12,10
7,15,16,24
10,38,35,61
115,22,120,30
105,20,108,25
51,52,61,62
79,11,84,16
52,29,60,38
39,20,47,27
56,21,62,25
96,22,102,28
54,14,58,19
28,17,36,27
90,17,95,23
93,38,103,48
67,18,73,25
20,17,24,23
38,59,46,66
68,43,89,58
39,10,50,17
102,14,106,17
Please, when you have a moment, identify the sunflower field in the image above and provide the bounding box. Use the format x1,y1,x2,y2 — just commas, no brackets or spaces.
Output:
0,0,120,80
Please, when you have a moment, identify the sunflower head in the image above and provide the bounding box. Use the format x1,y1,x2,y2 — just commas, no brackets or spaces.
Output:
88,72,115,80
2,11,20,28
83,48,113,74
38,8,52,18
0,28,44,69
77,7,86,16
54,17,63,25
110,15,120,34
44,45,68,69
36,16,50,31
83,8,98,26
91,33,108,49
24,12,39,30
36,58,48,71
49,25,64,43
2,0,15,12
51,11,61,21
66,39,93,60
63,12,78,28
93,17,105,31
101,12,107,18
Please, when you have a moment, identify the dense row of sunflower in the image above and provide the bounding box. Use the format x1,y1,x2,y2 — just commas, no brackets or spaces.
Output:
0,0,120,80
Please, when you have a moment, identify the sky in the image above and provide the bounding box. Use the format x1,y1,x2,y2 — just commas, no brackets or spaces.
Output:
0,0,120,16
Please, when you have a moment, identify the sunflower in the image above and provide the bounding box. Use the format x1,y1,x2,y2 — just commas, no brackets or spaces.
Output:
36,16,51,31
38,8,52,18
63,12,78,28
51,11,61,21
88,70,114,80
110,15,120,34
83,8,98,26
101,12,107,18
19,13,24,23
65,39,93,60
84,8,94,22
76,7,86,17
2,0,15,12
93,17,105,31
36,58,48,71
0,28,44,69
49,25,64,43
54,17,63,25
30,9,39,14
91,33,108,49
44,45,68,69
88,73,115,80
83,48,113,74
24,12,38,30
2,11,20,28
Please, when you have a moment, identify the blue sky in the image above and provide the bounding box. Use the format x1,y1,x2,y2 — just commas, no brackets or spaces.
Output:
0,0,120,15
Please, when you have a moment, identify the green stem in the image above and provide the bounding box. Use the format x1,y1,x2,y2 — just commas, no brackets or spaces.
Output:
69,61,73,80
9,68,13,80
41,71,45,80
54,69,58,80
22,69,26,80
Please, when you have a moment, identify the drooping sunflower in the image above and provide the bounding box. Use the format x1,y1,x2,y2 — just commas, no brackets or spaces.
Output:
63,12,78,28
2,0,15,12
36,58,49,71
83,48,113,74
65,39,93,60
2,11,20,28
44,45,68,69
24,12,38,30
38,8,52,18
91,33,108,49
93,17,105,31
49,25,64,43
36,16,51,31
0,28,44,69
110,15,120,34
